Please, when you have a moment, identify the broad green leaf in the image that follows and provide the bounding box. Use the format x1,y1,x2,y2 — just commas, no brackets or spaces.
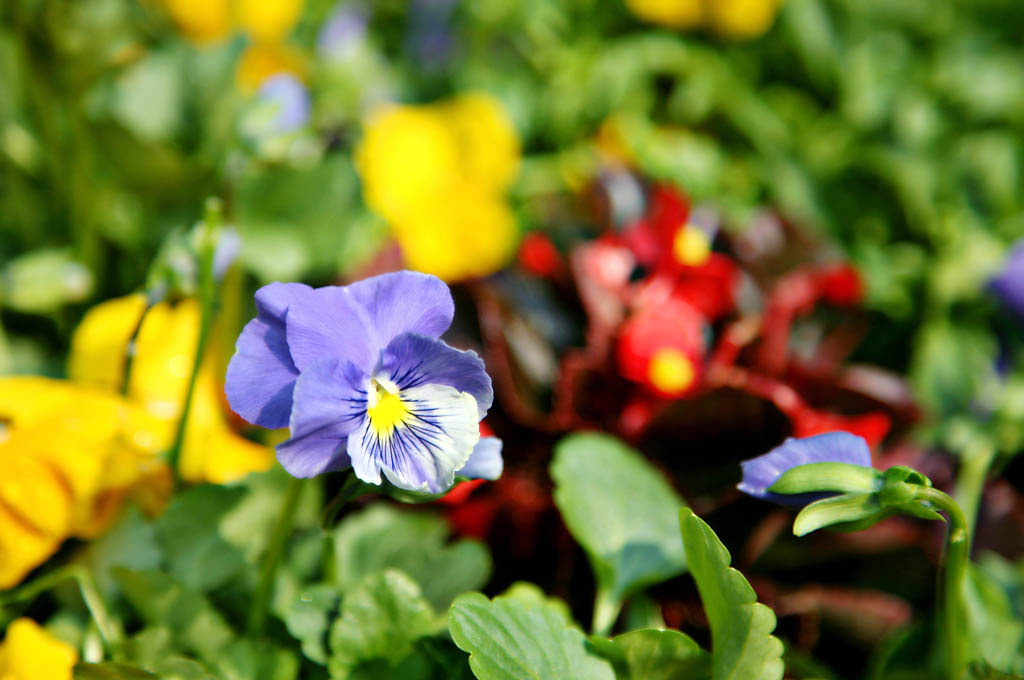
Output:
551,433,688,605
679,509,784,680
214,639,299,680
589,629,710,680
114,569,234,664
148,658,218,680
792,493,883,536
328,570,438,677
74,663,157,679
333,505,491,611
78,507,162,600
448,590,616,680
154,485,246,592
279,583,339,664
963,559,1024,675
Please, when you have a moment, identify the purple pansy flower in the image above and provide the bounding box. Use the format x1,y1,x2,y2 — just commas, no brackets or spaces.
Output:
990,238,1024,319
738,431,873,505
225,271,501,493
256,74,311,135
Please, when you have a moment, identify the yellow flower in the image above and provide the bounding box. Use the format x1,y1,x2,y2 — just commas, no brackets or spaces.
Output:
0,619,77,680
705,0,784,39
70,296,273,485
235,42,307,94
0,377,170,587
157,0,303,45
625,0,703,29
356,93,522,281
159,0,232,43
234,0,303,43
623,0,783,39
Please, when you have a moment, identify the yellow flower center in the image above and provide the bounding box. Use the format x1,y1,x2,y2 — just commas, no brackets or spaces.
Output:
367,381,409,439
673,225,711,267
648,348,695,395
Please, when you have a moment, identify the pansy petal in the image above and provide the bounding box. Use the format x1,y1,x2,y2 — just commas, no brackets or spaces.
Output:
348,383,479,493
225,282,311,428
991,239,1024,318
276,359,368,478
380,333,493,417
456,436,503,480
345,270,454,345
738,431,873,505
284,285,378,374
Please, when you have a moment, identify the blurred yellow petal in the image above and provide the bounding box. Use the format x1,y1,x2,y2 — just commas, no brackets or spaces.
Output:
356,105,462,223
129,299,199,421
160,0,232,43
0,507,61,590
625,0,703,29
392,189,519,282
234,0,303,43
705,0,782,39
0,618,77,680
443,93,521,193
178,369,273,484
0,433,73,539
236,42,306,93
68,293,147,391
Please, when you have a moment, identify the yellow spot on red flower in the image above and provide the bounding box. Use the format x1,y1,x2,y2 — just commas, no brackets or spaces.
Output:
673,225,711,267
648,348,696,396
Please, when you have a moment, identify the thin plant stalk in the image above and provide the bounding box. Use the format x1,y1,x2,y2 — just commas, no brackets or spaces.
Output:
165,198,222,484
953,438,995,542
916,486,969,680
248,476,305,636
591,588,622,637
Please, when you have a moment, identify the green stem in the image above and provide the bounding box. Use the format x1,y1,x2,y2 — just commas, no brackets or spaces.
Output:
248,476,305,636
165,199,222,484
916,487,969,680
0,564,122,656
76,568,122,654
591,588,622,637
953,438,995,543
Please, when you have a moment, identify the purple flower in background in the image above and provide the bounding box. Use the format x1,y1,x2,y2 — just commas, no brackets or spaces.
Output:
990,238,1024,319
257,74,311,134
738,432,873,505
318,2,368,60
225,271,500,492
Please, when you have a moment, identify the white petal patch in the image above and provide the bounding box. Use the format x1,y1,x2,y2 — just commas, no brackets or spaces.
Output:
347,383,480,493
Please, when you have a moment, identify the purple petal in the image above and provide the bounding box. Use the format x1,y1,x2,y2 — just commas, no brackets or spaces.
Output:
456,436,503,480
284,285,378,375
738,431,873,505
345,271,454,348
276,358,368,478
379,333,492,418
257,74,311,134
283,271,453,377
225,282,311,428
990,239,1024,319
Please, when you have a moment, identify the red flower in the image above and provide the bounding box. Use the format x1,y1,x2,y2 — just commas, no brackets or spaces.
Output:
617,297,706,398
519,232,563,278
791,407,891,450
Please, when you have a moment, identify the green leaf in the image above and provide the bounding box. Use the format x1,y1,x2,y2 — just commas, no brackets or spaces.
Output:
333,505,491,611
73,663,158,680
147,658,218,680
679,509,784,680
768,463,880,495
449,590,616,680
214,639,299,680
328,570,438,677
963,557,1024,675
589,629,711,680
279,583,339,664
792,494,885,536
551,433,688,605
154,485,246,592
77,507,162,600
114,569,234,664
